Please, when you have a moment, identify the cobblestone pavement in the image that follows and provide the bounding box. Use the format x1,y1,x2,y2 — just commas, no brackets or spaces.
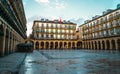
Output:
0,53,26,74
19,50,120,74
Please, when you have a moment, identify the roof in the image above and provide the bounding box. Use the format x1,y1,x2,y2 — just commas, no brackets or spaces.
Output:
34,20,76,25
79,8,120,27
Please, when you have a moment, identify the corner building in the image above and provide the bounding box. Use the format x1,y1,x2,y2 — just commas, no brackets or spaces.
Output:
32,19,77,49
0,0,27,56
79,5,120,51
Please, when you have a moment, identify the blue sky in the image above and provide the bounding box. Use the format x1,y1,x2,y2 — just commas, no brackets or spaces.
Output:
23,0,120,36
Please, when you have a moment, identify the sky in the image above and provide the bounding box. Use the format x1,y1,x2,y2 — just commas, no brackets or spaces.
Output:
23,0,120,36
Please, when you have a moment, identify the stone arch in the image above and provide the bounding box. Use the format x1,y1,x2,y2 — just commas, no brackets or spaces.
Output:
50,42,54,49
89,42,91,49
68,42,71,49
106,40,110,50
102,41,105,50
117,39,120,51
35,41,39,49
64,42,67,49
55,42,58,49
41,42,44,49
9,32,12,53
0,23,5,56
86,42,88,49
111,40,116,50
72,42,75,49
98,41,101,50
92,41,94,49
77,41,82,49
60,42,63,49
95,41,97,49
0,22,4,35
46,42,49,49
5,29,9,55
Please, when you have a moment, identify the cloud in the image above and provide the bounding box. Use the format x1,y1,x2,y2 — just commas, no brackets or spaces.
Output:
34,0,66,10
69,18,85,27
26,16,40,36
35,0,49,3
26,15,51,36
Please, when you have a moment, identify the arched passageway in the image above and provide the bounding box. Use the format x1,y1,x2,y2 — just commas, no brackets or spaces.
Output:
50,42,54,49
35,42,39,49
5,29,9,55
0,24,4,56
60,42,63,49
111,40,116,50
98,41,101,50
68,42,71,49
64,42,67,49
0,23,4,35
55,42,58,49
86,42,88,49
117,39,120,51
89,42,91,49
102,41,105,50
72,42,75,49
95,41,97,49
41,42,44,49
106,40,110,50
92,42,94,49
77,41,82,49
46,42,49,49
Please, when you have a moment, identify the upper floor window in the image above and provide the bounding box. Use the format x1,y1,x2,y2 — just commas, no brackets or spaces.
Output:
112,20,116,27
112,28,117,35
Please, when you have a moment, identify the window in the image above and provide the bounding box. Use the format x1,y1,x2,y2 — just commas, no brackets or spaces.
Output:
112,20,116,27
66,35,69,39
118,27,120,34
66,30,69,33
112,28,116,35
103,24,106,29
44,23,47,28
70,30,73,33
54,34,56,39
57,24,60,28
46,34,49,38
62,30,65,33
71,35,73,39
39,23,42,27
36,34,39,39
104,31,107,36
39,34,41,38
107,22,110,28
48,29,51,33
58,29,60,33
62,35,64,39
51,34,53,39
41,34,44,38
44,34,46,38
62,25,65,28
49,34,51,38
53,24,56,28
45,29,47,33
58,35,60,39
118,18,120,25
48,23,51,27
53,29,55,33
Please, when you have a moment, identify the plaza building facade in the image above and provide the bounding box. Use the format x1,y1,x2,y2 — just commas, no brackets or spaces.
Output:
30,19,77,49
79,4,120,51
0,0,27,56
